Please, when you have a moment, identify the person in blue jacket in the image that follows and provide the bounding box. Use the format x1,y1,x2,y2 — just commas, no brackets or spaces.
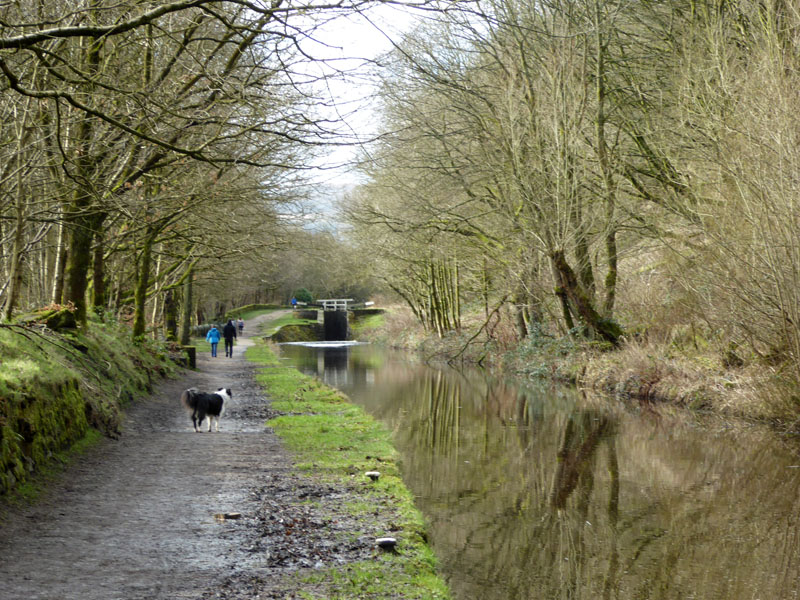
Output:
205,324,221,357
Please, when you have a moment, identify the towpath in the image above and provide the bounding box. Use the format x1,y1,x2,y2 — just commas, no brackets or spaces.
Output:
0,310,346,600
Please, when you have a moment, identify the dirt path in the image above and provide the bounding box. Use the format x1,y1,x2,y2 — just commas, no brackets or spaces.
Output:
0,311,341,600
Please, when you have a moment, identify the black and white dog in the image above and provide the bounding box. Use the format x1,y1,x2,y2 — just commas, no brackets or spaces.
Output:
181,387,231,432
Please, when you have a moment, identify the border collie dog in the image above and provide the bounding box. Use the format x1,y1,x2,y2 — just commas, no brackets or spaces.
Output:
181,387,231,432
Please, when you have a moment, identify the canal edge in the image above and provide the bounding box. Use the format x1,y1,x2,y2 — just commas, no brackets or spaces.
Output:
247,340,452,599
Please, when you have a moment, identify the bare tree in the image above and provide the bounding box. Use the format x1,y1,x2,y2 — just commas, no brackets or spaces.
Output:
0,0,398,325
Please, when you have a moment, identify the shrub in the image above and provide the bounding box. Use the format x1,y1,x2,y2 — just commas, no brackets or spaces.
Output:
293,288,313,304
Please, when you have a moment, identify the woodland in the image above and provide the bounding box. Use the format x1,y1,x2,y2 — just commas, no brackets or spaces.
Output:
3,1,800,416
344,0,800,417
0,0,376,336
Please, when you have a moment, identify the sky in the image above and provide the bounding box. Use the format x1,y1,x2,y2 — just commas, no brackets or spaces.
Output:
301,4,420,189
285,4,422,230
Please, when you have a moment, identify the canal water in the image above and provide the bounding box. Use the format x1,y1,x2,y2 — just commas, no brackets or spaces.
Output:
278,342,800,600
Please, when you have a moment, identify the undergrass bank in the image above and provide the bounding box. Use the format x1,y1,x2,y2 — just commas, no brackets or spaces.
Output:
496,330,800,428
246,342,450,600
0,316,176,497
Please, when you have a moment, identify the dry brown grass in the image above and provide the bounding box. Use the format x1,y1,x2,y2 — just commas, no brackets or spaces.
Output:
361,303,426,348
581,339,716,405
716,366,800,426
579,338,800,427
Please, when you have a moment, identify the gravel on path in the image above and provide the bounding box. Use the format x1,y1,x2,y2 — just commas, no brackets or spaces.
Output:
0,312,374,600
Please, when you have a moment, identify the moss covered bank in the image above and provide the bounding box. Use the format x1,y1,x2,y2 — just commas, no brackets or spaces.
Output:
0,316,176,495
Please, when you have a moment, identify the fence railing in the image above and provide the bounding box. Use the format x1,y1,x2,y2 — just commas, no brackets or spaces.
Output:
318,299,353,311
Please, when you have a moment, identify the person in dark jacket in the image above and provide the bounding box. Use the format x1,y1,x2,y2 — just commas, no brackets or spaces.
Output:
223,319,237,357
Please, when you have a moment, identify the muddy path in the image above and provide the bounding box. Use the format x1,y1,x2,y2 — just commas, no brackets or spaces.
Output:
0,311,371,600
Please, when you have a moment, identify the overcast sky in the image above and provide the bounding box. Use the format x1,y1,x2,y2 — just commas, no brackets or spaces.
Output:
301,4,419,188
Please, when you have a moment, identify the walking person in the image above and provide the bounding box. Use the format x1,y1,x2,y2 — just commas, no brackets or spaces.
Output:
237,317,244,335
206,324,221,357
223,319,238,357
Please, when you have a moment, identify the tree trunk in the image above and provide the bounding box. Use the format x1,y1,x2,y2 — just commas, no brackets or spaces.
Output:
64,203,95,324
1,186,25,321
149,246,163,338
555,282,575,333
482,257,490,319
511,282,530,339
63,31,102,325
453,258,461,330
179,264,193,345
593,0,619,317
132,226,155,338
603,228,618,316
572,201,596,299
91,219,107,315
164,288,178,342
3,102,33,320
51,219,67,305
428,261,443,337
550,249,621,344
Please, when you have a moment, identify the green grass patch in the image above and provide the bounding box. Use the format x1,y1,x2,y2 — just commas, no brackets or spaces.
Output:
225,305,283,322
261,310,322,343
262,313,318,336
299,542,448,600
247,342,451,600
209,307,315,340
350,313,386,338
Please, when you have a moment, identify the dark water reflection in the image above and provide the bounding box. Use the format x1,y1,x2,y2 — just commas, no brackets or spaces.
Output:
278,342,800,600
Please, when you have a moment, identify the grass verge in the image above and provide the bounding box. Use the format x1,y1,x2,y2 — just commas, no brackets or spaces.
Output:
265,313,319,334
246,342,451,600
349,313,386,340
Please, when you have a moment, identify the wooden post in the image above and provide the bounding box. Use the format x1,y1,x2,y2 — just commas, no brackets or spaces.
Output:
181,345,196,369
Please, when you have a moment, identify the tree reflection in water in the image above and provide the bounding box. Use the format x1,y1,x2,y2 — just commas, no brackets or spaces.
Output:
280,343,800,600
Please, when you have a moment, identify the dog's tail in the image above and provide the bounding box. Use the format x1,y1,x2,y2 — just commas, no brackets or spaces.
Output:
181,388,199,410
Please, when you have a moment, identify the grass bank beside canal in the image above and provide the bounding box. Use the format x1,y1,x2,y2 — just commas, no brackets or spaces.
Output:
246,341,451,600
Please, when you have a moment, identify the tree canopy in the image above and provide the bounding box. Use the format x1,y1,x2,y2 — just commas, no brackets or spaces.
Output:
346,0,800,373
6,0,800,384
0,0,418,332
